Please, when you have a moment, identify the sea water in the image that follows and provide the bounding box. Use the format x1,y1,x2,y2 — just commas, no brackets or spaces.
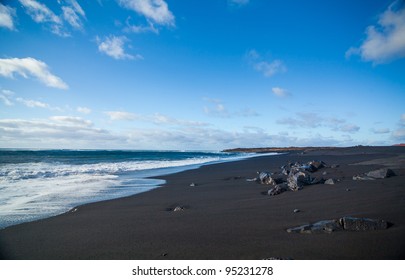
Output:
0,150,255,228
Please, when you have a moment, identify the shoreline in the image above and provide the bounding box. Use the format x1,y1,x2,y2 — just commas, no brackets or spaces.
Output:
0,146,404,259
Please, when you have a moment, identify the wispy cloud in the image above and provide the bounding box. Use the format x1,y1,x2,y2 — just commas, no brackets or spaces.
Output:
97,35,142,60
0,57,68,89
271,87,291,98
18,0,68,36
105,110,138,121
0,89,14,106
123,16,159,34
0,118,119,148
16,97,49,109
0,3,17,30
203,98,259,118
62,0,86,30
346,1,405,64
247,49,287,77
117,0,175,27
371,127,390,134
19,0,86,36
277,112,360,133
77,106,92,114
50,115,93,127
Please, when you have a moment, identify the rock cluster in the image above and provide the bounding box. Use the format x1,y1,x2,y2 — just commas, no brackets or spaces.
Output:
286,216,388,234
254,160,331,196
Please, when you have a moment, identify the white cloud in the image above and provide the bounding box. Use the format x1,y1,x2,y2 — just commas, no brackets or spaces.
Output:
118,0,175,26
62,0,86,30
346,1,405,63
50,116,93,127
372,127,390,134
203,98,258,118
0,3,17,30
247,49,287,77
19,0,86,36
62,7,81,29
105,111,138,121
97,35,142,60
277,112,360,133
339,124,360,133
77,106,92,114
16,97,49,108
124,16,159,34
0,57,68,89
0,118,120,148
19,0,61,24
272,87,291,98
0,89,14,106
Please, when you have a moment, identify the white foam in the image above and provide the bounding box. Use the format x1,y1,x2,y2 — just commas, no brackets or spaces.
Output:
0,155,232,228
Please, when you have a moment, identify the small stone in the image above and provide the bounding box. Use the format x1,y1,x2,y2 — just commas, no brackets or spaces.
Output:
173,206,184,212
189,182,196,187
346,188,351,192
293,209,300,213
322,171,328,175
331,164,339,168
324,178,336,185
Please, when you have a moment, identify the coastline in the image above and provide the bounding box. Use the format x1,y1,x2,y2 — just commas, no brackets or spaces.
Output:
0,146,404,259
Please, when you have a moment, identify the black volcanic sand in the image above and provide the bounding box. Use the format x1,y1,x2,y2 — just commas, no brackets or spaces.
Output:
1,146,404,259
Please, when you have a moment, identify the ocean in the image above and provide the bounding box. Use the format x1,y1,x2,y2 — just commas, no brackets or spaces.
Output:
0,149,256,229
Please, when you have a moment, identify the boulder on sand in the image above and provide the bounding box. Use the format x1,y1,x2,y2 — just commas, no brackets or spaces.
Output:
365,168,395,179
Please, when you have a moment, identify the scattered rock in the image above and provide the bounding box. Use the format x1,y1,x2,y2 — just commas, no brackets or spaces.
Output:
324,178,336,185
287,171,312,191
173,206,185,212
258,171,276,185
267,183,288,196
340,216,388,231
366,168,395,179
353,168,395,181
189,182,197,187
287,221,342,234
293,209,300,213
287,216,389,234
353,175,376,181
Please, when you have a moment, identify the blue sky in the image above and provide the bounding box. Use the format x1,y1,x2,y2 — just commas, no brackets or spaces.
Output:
0,0,404,150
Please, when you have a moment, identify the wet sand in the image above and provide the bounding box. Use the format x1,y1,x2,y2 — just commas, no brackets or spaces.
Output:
1,146,404,259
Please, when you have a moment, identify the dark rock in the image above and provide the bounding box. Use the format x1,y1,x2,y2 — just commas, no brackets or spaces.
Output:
287,171,312,191
268,183,288,196
287,217,388,234
293,209,300,213
309,160,326,171
189,182,197,187
340,216,388,231
366,168,395,179
258,171,276,185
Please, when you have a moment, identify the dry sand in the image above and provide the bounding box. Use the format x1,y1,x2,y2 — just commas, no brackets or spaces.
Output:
0,146,404,259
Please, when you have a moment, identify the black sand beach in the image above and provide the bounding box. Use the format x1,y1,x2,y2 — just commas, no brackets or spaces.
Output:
1,146,404,259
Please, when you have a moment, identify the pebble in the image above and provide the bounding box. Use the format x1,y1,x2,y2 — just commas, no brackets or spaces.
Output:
293,209,300,213
190,182,196,187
